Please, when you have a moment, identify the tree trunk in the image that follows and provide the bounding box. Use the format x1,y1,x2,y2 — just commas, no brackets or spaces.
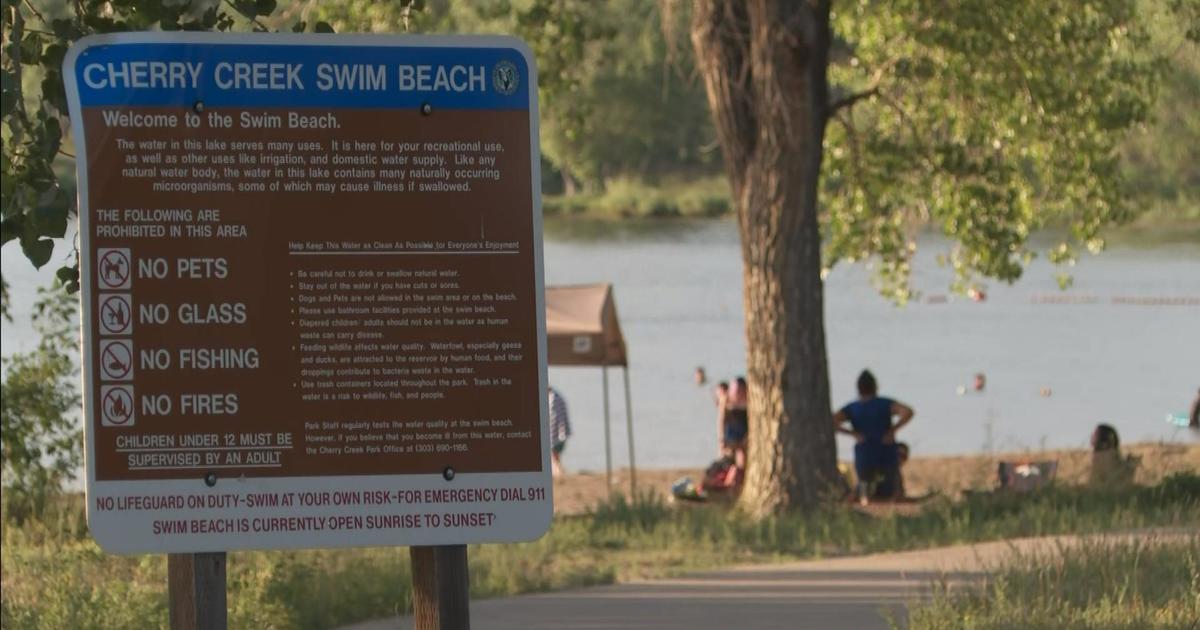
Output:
691,0,838,515
561,169,580,197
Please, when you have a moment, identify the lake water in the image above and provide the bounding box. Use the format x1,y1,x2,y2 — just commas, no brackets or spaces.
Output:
2,220,1198,472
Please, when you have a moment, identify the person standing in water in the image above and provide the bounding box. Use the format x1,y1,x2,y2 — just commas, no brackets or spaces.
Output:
723,377,749,474
833,370,914,502
713,381,730,456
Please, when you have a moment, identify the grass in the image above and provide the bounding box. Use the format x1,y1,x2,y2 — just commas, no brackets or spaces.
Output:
904,536,1200,629
2,473,1198,630
543,176,732,219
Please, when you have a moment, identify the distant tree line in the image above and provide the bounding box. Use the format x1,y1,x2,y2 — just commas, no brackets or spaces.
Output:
313,0,722,194
314,0,1197,215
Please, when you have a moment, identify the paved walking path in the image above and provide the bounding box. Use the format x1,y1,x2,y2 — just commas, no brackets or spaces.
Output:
341,528,1193,630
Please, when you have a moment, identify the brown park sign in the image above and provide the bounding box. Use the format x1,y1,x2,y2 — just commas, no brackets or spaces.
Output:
66,32,551,554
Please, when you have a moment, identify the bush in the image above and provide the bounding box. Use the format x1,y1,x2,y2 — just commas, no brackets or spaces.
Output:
1,288,82,525
543,176,732,219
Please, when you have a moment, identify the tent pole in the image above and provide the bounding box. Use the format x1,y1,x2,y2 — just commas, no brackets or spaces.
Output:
602,366,613,495
623,366,635,496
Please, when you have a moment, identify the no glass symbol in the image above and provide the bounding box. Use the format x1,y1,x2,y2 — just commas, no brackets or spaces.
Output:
100,340,133,381
98,249,131,290
101,386,134,427
99,294,132,335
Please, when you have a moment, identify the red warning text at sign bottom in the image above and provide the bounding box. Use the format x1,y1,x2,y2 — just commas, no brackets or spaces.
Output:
150,512,496,536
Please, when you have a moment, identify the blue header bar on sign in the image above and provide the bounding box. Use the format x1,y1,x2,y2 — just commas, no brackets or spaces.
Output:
72,41,530,110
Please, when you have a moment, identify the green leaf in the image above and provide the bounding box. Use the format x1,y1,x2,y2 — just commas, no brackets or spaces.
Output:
255,0,277,16
36,115,63,157
291,20,307,33
230,0,258,19
34,193,70,238
314,21,335,33
50,18,82,40
40,73,68,115
55,265,78,286
21,237,54,269
1,69,17,117
18,32,42,61
0,217,21,245
0,167,15,205
40,42,67,68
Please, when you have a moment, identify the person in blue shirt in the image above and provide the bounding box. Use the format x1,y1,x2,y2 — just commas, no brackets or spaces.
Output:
833,370,914,502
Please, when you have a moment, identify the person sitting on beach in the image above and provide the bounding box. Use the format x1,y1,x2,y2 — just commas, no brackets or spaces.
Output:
833,370,914,502
1089,423,1136,486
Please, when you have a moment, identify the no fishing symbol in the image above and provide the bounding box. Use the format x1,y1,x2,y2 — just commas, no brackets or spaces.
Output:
99,294,133,336
97,248,131,290
100,385,135,427
99,339,133,381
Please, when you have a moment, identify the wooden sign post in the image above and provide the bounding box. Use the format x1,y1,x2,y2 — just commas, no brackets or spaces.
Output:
168,553,227,630
411,545,471,630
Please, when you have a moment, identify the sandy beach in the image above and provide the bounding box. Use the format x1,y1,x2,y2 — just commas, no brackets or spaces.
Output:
552,441,1200,515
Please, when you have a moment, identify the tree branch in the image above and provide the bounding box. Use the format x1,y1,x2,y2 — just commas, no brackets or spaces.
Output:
828,87,878,114
21,0,47,25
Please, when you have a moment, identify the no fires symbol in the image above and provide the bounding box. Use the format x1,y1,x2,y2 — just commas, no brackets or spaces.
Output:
100,385,134,427
99,294,133,336
100,339,133,381
97,248,131,290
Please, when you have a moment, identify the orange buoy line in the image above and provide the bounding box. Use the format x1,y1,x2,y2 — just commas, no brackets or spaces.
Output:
1029,294,1200,306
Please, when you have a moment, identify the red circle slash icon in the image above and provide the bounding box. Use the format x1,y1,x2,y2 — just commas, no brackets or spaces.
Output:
98,249,131,290
101,386,134,426
99,294,132,335
100,340,133,380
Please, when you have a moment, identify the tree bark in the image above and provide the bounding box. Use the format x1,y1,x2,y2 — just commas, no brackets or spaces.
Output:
561,169,579,197
691,0,838,515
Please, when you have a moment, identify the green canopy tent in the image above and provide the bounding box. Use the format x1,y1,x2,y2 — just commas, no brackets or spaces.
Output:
545,283,635,494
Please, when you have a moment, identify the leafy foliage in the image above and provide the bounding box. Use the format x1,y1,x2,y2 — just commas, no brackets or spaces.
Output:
821,0,1177,301
0,0,340,288
507,0,716,191
1,285,81,522
3,0,1194,295
1121,0,1200,219
313,0,718,193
